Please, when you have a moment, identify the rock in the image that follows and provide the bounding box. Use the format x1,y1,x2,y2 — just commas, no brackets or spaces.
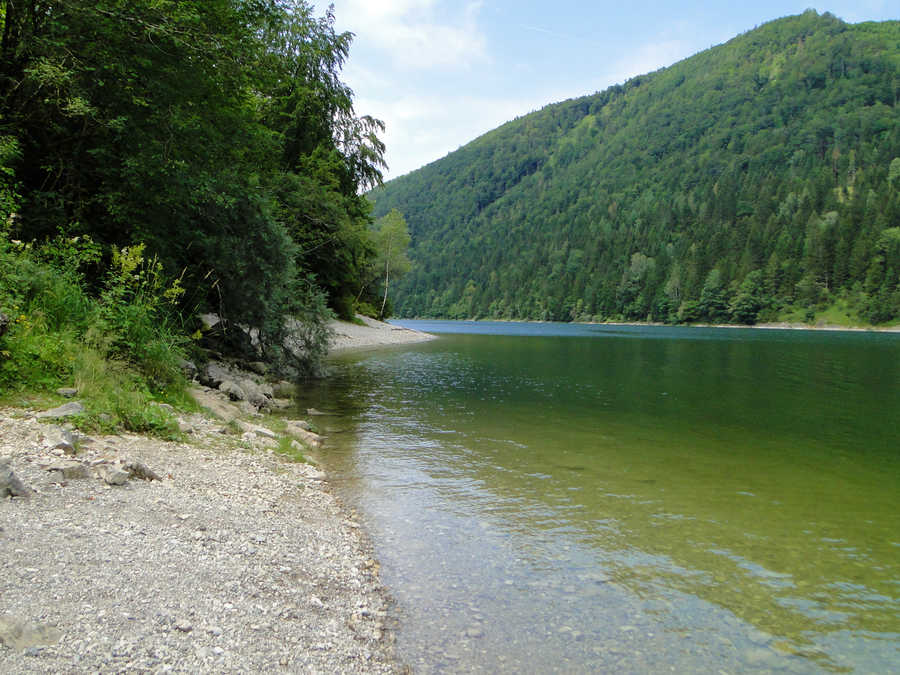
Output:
239,378,270,409
284,422,322,449
36,401,86,419
55,387,78,398
285,419,311,431
235,420,277,440
219,380,246,402
744,647,778,667
175,619,193,633
199,313,221,330
0,311,9,338
199,362,231,388
246,361,269,376
96,464,129,486
178,358,198,380
188,386,240,422
0,615,63,651
46,460,90,481
44,428,78,456
257,381,274,400
299,463,325,480
124,460,161,481
1,458,32,498
178,420,195,434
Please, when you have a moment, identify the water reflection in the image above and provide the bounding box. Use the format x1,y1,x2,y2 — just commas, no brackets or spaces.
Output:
294,325,900,673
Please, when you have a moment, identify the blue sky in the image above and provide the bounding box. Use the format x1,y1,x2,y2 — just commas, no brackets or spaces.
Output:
313,2,897,180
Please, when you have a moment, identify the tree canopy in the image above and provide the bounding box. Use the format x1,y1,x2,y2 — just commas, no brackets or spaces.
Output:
371,11,900,326
1,0,386,370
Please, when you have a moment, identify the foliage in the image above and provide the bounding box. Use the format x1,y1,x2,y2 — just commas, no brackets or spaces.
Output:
371,12,900,326
0,228,184,436
356,208,412,318
92,244,187,387
1,0,385,373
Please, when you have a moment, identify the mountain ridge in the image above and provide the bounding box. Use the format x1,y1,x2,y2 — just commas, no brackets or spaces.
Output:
371,10,900,325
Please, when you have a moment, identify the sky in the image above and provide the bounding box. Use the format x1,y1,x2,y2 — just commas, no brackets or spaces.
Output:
312,1,897,181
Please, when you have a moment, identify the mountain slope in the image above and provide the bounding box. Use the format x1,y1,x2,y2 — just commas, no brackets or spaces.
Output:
371,11,900,325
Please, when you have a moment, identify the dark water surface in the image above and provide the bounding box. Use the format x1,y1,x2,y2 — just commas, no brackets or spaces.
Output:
293,322,900,673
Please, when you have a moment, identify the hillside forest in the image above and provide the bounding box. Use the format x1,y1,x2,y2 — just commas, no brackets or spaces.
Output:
371,11,900,326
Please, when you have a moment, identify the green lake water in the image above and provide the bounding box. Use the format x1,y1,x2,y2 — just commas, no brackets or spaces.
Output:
292,322,900,673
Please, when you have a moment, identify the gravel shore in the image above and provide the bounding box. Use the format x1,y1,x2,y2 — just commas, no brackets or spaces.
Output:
0,404,400,673
328,316,436,352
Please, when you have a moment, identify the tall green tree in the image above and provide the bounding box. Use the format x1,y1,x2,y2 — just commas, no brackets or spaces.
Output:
0,0,387,369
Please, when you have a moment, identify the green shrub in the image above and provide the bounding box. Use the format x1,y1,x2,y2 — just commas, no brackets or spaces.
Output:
93,244,188,389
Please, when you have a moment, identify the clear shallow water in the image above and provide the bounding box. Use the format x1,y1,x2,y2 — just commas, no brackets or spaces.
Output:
293,322,900,673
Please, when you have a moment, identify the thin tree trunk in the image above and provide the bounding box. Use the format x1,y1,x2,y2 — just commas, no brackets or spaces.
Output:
380,236,392,319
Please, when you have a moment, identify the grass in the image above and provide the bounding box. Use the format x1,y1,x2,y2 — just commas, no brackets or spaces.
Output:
0,234,193,438
274,435,313,464
773,294,890,329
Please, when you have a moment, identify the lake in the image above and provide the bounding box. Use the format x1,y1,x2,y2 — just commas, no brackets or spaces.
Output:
292,321,900,673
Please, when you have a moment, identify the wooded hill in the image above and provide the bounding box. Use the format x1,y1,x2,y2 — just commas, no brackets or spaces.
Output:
371,11,900,325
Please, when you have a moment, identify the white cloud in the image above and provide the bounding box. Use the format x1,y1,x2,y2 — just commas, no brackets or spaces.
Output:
603,38,696,88
355,92,547,179
334,0,486,70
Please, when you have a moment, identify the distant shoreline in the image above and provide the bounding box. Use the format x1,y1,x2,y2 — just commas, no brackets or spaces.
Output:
393,317,900,334
328,314,438,352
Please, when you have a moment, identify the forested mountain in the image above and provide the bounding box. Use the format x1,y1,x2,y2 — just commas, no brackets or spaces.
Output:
371,11,900,325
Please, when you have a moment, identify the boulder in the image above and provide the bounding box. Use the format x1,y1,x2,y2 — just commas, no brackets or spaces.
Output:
235,420,277,440
284,421,322,448
35,401,86,419
55,387,78,398
0,458,31,498
239,378,270,410
46,460,90,481
199,362,231,388
96,464,129,486
246,361,269,376
178,358,198,380
219,380,246,401
123,460,161,481
43,428,78,456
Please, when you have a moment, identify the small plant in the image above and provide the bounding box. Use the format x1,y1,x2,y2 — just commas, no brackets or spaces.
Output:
73,349,180,438
275,435,310,464
93,244,188,389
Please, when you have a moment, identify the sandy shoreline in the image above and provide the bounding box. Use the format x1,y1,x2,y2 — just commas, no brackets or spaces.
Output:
328,315,437,352
0,399,400,673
